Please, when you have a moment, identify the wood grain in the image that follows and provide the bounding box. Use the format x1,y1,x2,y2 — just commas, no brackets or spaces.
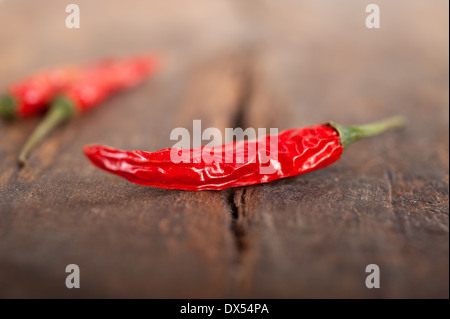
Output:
229,0,449,298
0,0,448,298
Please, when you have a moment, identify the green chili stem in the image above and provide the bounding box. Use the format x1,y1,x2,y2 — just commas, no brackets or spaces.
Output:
0,95,18,120
18,97,76,166
328,116,406,149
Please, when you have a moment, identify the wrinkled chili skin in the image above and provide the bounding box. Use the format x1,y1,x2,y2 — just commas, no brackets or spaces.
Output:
2,56,157,118
5,67,79,117
16,55,160,166
84,124,343,191
62,56,158,113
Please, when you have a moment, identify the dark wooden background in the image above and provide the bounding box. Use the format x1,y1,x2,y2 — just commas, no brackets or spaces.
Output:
0,0,448,298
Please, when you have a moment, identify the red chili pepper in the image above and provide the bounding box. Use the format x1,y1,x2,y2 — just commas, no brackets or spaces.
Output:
83,117,405,191
0,67,81,119
17,54,160,165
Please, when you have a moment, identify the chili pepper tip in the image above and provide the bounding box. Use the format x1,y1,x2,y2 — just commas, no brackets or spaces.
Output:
83,144,116,173
83,145,100,158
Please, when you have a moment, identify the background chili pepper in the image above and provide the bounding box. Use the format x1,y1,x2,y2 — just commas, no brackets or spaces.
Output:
17,54,160,165
0,67,81,119
84,116,405,191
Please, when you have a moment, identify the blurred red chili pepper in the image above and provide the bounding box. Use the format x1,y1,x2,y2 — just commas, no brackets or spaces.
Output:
18,54,160,165
84,117,405,191
0,67,81,119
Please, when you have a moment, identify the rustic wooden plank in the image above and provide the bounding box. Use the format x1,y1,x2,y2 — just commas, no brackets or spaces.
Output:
0,0,448,299
230,1,449,298
0,70,239,298
0,0,246,298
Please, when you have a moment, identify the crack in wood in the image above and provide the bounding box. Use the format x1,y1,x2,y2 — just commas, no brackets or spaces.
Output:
224,59,253,257
231,67,253,132
384,166,394,209
227,188,248,256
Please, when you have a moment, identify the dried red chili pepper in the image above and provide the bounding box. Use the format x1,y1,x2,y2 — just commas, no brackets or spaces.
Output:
0,67,81,119
17,54,160,165
83,116,405,191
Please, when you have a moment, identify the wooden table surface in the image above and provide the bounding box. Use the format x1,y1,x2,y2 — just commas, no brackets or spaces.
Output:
0,0,448,298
